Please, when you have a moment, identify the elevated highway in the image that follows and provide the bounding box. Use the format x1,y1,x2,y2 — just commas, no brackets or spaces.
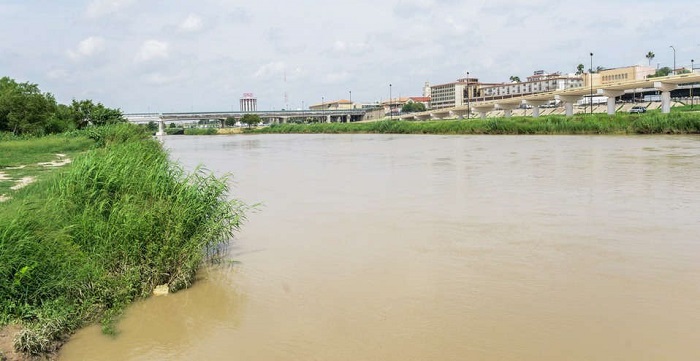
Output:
401,72,700,120
125,108,385,134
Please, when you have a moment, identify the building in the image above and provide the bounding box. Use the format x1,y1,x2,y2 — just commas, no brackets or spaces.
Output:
240,93,257,112
429,78,480,109
478,71,583,100
586,65,656,87
309,99,355,111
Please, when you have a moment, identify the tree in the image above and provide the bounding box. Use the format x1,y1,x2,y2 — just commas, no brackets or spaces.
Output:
240,113,262,128
646,51,655,66
648,67,673,78
0,77,57,135
401,102,426,113
576,64,585,75
224,116,237,127
68,99,125,128
146,121,158,132
509,75,521,83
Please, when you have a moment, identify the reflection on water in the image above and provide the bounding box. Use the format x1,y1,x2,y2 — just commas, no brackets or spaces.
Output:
60,135,700,361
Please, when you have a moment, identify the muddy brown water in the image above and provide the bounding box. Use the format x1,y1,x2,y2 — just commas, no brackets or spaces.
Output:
60,134,700,360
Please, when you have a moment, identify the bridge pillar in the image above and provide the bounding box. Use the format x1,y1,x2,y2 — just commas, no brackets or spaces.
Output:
156,118,165,136
654,82,678,114
525,100,548,118
496,103,519,118
559,95,582,117
599,90,625,115
474,105,494,119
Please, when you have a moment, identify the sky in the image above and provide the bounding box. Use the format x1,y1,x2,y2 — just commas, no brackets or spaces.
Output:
1,0,698,113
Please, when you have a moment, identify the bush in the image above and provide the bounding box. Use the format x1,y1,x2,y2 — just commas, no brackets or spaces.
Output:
0,123,245,354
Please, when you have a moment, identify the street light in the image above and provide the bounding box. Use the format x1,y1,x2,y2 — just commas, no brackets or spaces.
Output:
590,52,594,116
466,71,470,120
389,83,393,121
692,59,695,109
321,96,324,123
670,45,676,75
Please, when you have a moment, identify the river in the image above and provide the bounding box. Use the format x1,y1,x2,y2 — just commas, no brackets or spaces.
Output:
60,134,700,360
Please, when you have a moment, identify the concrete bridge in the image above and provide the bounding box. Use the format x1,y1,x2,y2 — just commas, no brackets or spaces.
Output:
125,108,385,135
401,72,700,121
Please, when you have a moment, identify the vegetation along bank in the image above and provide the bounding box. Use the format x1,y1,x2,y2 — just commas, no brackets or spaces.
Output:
1,76,246,360
247,110,700,135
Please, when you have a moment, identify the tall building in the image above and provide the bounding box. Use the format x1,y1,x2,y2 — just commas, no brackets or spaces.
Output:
240,93,257,112
430,78,480,109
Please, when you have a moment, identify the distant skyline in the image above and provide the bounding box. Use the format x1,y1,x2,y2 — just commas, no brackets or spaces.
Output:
1,0,698,112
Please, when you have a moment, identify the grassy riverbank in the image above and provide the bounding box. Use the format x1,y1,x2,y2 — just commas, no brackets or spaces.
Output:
0,124,244,358
248,112,700,135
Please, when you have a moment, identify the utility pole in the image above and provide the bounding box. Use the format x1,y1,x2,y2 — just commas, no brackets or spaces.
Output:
590,52,594,116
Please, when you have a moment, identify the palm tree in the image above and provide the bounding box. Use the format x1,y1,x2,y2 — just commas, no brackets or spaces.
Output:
576,64,584,75
646,51,655,66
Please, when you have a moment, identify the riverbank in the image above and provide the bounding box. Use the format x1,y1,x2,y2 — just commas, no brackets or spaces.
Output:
247,112,700,135
0,124,245,359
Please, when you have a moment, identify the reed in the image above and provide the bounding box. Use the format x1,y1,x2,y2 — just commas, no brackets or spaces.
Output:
0,124,245,355
184,127,218,135
249,112,700,135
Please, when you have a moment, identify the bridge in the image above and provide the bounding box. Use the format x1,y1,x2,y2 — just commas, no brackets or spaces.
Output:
125,108,385,135
401,72,700,120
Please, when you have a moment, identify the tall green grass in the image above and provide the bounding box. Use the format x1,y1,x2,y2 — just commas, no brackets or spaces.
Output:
0,124,244,355
184,127,218,135
249,112,700,135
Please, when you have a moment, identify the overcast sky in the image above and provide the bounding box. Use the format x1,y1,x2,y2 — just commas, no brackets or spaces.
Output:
1,0,698,112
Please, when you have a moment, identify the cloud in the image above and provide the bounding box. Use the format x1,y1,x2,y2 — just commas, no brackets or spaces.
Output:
144,72,183,86
331,40,371,56
47,68,69,80
180,14,203,32
67,36,106,60
85,0,135,18
254,61,286,79
135,40,169,62
323,71,350,84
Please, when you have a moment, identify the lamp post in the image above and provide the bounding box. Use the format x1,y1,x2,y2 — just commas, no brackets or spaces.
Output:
692,59,695,109
389,83,393,121
321,96,324,123
466,71,470,120
670,45,676,75
349,90,352,103
590,52,594,115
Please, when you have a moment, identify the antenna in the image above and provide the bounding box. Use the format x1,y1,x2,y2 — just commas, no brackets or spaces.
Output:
284,71,288,110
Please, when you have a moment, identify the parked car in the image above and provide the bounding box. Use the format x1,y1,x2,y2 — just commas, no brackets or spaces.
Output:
629,106,646,113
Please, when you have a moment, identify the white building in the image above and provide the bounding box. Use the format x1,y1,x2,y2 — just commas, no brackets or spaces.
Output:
429,78,479,109
478,71,583,100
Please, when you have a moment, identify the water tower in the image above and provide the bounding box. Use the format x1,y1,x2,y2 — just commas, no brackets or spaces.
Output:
240,93,257,112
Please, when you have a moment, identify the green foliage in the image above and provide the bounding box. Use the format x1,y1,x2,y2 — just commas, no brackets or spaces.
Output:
252,112,700,135
0,77,57,135
240,113,262,128
165,127,185,135
0,134,94,168
0,124,245,355
576,64,584,75
648,67,673,78
646,51,655,66
401,102,426,113
224,117,237,127
146,121,158,132
0,77,125,135
509,75,521,82
184,127,218,135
